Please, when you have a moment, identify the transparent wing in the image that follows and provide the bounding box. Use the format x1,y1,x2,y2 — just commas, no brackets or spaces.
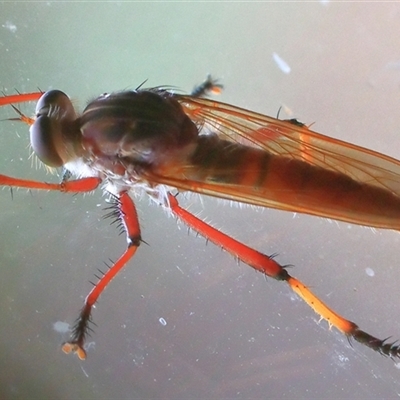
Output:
176,95,400,197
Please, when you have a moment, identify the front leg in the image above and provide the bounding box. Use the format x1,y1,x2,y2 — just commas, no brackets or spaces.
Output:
62,191,142,360
0,174,101,192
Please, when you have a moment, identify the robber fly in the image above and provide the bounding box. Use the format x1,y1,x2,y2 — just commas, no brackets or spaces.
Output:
1,77,400,360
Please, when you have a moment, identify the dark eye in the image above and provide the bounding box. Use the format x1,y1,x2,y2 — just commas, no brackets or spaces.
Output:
30,90,76,167
34,90,73,118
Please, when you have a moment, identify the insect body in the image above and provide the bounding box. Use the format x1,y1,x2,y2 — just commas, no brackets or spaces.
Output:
2,78,400,360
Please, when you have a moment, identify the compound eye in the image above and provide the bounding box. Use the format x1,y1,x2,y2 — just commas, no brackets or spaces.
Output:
35,90,75,120
30,90,77,167
30,114,64,167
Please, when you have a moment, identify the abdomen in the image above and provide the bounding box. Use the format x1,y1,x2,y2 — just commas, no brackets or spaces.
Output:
186,135,400,230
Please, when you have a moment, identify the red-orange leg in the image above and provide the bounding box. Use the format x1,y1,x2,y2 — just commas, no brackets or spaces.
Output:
62,191,141,360
167,193,400,359
0,173,108,360
0,91,43,106
0,174,101,192
1,92,43,125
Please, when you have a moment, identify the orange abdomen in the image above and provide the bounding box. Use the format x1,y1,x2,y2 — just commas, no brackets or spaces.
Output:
187,136,400,230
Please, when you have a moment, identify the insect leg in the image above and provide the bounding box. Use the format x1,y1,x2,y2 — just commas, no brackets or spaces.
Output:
0,91,42,106
62,191,141,360
191,75,223,98
0,174,101,192
167,193,400,359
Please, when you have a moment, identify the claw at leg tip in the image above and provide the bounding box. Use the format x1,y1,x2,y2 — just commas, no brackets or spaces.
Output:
62,342,87,360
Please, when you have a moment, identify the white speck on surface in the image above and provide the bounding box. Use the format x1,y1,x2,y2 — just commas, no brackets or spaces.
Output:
176,265,184,274
365,267,375,277
2,21,17,33
159,317,167,326
272,52,291,74
80,366,89,378
52,321,70,334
